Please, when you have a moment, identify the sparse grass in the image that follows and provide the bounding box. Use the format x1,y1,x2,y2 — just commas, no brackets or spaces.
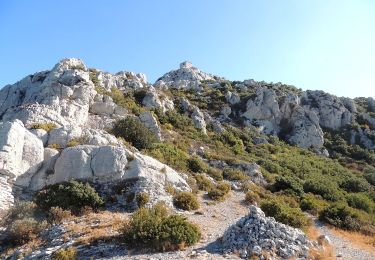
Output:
63,211,125,246
52,247,77,260
329,227,375,254
30,122,58,133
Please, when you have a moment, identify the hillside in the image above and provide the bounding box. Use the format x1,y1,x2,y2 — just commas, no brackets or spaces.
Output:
0,58,374,259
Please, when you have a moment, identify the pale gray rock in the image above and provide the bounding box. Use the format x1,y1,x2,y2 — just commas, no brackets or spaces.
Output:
221,106,232,118
154,61,217,90
96,70,147,91
222,206,313,259
191,107,207,134
368,97,375,112
48,125,83,147
0,120,44,212
139,112,162,140
362,113,375,129
287,107,324,149
142,87,174,112
225,91,241,105
30,128,49,146
301,91,353,130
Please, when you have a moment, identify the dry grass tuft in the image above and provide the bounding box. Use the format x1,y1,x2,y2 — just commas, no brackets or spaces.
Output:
329,227,375,254
306,225,335,260
63,211,126,245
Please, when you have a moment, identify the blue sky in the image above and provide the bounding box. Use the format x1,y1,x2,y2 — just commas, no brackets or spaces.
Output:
0,0,374,98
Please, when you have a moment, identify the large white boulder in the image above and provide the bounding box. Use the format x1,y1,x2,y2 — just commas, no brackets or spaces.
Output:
0,120,44,212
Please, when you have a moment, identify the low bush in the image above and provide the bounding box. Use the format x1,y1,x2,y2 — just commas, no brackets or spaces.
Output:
207,167,223,181
48,207,72,224
245,191,260,205
2,200,37,226
364,172,375,186
52,247,77,260
30,122,58,133
187,156,208,173
207,182,231,201
35,180,104,214
339,177,371,193
272,175,304,197
123,203,201,251
135,192,150,208
261,199,310,229
194,174,215,191
346,193,374,213
319,203,361,231
303,179,342,201
112,117,158,150
300,194,328,215
7,218,47,244
222,168,248,181
146,143,189,171
173,192,200,211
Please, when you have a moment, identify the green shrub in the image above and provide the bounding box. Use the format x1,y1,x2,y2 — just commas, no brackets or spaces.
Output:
364,172,375,186
273,176,304,197
194,174,215,191
123,203,201,251
136,192,150,208
346,193,374,213
146,143,189,171
207,167,223,181
30,122,58,133
300,194,328,215
245,191,260,205
2,201,37,226
303,179,342,201
261,199,310,229
7,218,48,244
207,182,231,201
35,180,104,214
173,192,200,211
154,109,194,130
340,177,371,193
187,156,207,173
222,168,248,181
319,203,361,231
52,247,77,260
112,117,158,150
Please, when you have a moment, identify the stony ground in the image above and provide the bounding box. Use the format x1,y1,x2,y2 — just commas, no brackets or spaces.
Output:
102,191,248,260
314,219,375,260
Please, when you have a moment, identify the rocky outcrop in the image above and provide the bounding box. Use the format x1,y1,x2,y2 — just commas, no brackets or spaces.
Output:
154,61,217,90
142,87,174,112
222,206,313,259
139,112,162,140
0,120,44,212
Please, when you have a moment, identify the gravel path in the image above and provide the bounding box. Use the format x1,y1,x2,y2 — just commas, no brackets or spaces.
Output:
103,191,248,260
314,219,375,260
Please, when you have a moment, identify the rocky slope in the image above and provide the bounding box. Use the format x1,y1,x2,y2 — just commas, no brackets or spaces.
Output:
0,58,374,259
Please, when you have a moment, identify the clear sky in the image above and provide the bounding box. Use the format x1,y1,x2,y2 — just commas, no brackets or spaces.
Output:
0,0,374,98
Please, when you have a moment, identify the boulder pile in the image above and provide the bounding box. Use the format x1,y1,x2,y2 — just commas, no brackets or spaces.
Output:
222,206,314,259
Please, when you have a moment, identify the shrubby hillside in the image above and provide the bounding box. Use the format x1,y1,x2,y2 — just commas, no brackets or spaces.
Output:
0,59,374,259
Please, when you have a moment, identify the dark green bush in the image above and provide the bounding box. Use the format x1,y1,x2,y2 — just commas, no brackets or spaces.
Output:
187,156,208,173
340,177,371,193
112,117,158,150
273,176,304,197
136,192,150,208
364,172,375,186
346,193,374,213
194,174,215,191
123,203,200,251
173,192,200,211
222,168,248,181
300,194,328,215
319,203,361,231
260,199,310,229
35,180,104,214
303,179,342,201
